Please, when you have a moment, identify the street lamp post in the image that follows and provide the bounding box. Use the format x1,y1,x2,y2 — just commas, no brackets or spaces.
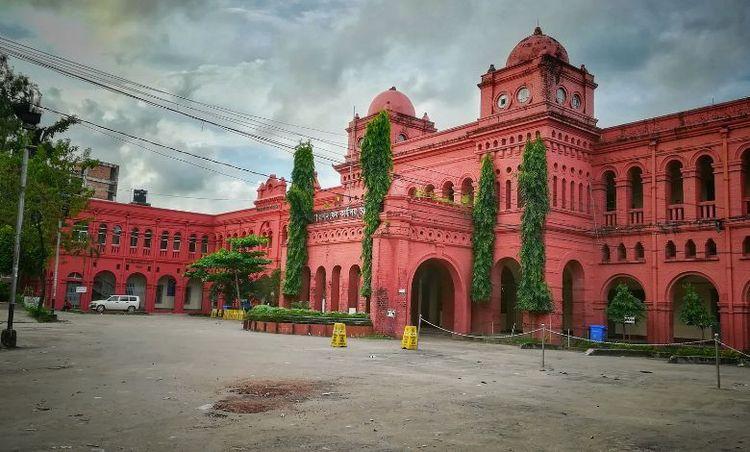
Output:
1,99,42,348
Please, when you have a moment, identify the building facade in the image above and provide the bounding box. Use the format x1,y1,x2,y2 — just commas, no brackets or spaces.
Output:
50,28,750,349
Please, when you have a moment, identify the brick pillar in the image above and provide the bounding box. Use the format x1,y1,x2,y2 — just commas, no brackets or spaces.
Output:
173,282,185,313
145,283,156,312
682,169,698,221
615,176,628,226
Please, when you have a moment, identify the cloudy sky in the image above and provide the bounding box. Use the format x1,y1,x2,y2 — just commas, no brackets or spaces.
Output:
1,0,748,213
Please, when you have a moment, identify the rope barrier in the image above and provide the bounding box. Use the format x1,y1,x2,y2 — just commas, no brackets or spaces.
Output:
418,316,542,340
717,340,750,360
546,329,716,347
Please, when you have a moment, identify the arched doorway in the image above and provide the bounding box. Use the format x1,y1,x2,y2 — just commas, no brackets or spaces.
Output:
330,266,341,312
410,258,456,329
671,274,719,340
562,261,585,335
605,276,647,339
184,278,203,310
92,271,116,301
313,266,326,311
299,266,311,305
156,275,176,309
347,265,361,312
64,272,84,309
498,259,522,332
125,273,147,310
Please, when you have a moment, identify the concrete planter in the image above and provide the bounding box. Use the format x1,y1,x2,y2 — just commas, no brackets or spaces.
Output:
325,324,334,337
347,325,373,337
293,323,310,335
278,322,294,334
309,324,327,337
256,321,266,332
266,321,278,333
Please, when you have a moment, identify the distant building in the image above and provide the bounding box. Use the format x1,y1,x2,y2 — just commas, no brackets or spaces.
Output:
81,161,118,201
48,27,750,350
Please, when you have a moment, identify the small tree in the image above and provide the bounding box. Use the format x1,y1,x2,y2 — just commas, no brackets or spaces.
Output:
360,111,393,297
679,283,715,339
606,283,646,340
471,154,497,302
186,235,271,308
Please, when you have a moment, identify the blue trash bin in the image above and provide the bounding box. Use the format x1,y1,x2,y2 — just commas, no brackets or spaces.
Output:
589,325,607,343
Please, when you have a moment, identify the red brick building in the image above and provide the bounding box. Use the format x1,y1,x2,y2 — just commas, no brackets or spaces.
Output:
51,28,750,349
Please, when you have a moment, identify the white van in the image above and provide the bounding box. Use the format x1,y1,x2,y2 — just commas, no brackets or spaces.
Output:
90,295,140,313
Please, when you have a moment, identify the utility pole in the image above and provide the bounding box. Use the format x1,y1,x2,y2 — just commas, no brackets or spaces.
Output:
2,99,42,348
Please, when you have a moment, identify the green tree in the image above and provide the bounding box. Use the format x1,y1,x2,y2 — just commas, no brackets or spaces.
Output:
606,283,646,340
186,235,271,307
0,55,96,304
360,111,393,297
517,138,552,313
678,283,715,339
251,268,281,306
282,142,315,297
471,154,497,302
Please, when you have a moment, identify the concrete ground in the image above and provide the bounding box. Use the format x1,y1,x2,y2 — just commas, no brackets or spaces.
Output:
0,305,748,452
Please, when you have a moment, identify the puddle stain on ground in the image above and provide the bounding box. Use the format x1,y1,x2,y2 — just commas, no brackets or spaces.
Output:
213,379,329,414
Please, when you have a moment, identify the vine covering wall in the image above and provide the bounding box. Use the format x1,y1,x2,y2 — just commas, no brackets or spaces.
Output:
360,111,393,297
517,138,553,313
471,154,497,302
282,142,315,297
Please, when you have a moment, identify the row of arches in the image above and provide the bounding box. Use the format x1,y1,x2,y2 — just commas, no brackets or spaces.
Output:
82,223,211,254
296,265,362,312
411,257,724,341
602,238,719,263
81,271,203,311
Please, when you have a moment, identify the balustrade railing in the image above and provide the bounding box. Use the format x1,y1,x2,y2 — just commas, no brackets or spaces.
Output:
628,208,644,225
667,204,684,221
698,201,716,219
604,211,616,227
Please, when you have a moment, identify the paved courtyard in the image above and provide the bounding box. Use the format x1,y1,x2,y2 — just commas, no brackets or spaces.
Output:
0,307,748,451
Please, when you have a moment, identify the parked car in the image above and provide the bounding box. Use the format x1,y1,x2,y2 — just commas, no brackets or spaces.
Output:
90,295,140,313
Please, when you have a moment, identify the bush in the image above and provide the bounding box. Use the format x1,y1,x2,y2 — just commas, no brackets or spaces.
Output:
245,305,369,324
24,303,56,322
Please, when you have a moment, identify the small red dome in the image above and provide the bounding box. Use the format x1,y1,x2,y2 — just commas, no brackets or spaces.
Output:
506,26,569,67
367,86,416,117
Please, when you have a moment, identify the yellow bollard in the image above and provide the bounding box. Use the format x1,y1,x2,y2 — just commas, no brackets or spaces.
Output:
401,325,418,350
331,322,347,348
210,309,217,318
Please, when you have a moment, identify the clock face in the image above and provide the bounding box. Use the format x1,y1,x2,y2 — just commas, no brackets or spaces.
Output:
571,94,582,109
496,93,509,109
517,87,530,104
556,87,566,104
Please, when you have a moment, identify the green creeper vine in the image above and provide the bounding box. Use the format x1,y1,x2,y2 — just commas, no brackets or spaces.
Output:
471,154,497,302
282,142,315,297
517,138,553,313
360,111,393,297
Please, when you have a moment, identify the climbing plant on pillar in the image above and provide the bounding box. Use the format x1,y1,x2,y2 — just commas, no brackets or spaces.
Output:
360,111,393,297
471,154,497,302
282,142,315,298
517,138,553,313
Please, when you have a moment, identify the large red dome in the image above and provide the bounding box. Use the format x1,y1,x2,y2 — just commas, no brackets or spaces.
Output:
367,86,416,117
506,26,569,67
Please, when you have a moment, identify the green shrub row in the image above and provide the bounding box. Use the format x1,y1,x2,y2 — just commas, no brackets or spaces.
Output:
245,305,370,324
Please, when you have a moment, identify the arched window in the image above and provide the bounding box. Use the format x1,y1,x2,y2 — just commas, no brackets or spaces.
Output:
617,243,627,262
461,178,474,205
424,184,435,198
743,150,750,214
601,245,611,263
665,241,676,260
201,235,209,253
73,221,89,241
579,182,584,212
744,237,750,256
604,171,616,212
188,234,197,253
144,230,152,249
112,225,122,246
705,239,717,258
562,178,567,209
570,180,575,211
160,231,169,250
586,184,591,214
281,226,288,245
173,233,181,251
696,156,716,202
442,181,455,202
685,240,696,259
396,133,407,142
408,187,417,197
552,176,558,207
97,223,107,245
634,242,645,261
505,180,512,210
130,228,139,248
666,160,684,204
628,167,643,208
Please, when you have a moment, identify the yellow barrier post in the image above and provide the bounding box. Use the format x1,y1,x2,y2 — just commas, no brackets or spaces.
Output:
331,322,347,347
401,325,418,350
